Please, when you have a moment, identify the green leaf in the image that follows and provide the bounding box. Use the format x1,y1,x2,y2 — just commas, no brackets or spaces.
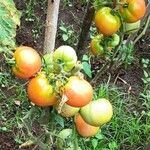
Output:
62,34,68,41
82,61,92,78
54,114,64,128
108,141,118,150
92,139,98,149
95,132,104,140
0,0,21,53
82,54,89,61
143,70,149,78
59,26,67,32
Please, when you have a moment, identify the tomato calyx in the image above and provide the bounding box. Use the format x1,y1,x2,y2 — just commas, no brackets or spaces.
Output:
123,3,128,8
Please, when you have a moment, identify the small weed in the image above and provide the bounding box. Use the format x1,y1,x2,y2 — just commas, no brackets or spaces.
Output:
58,21,78,47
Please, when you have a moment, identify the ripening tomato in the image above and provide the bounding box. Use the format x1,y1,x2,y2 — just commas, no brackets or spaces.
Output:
75,113,100,137
80,98,113,126
90,34,104,56
53,45,77,72
64,76,93,107
55,102,80,117
27,72,57,107
120,0,146,23
94,7,121,36
12,46,41,79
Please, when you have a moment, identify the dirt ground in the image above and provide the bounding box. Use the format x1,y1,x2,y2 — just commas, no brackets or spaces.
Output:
0,0,149,149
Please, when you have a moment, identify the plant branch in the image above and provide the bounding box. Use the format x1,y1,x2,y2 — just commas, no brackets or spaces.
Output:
133,15,150,45
77,0,95,59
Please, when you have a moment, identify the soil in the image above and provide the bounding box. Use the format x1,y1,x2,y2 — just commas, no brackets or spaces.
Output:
0,0,150,150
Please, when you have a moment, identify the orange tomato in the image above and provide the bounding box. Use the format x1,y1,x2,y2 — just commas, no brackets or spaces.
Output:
75,113,100,137
120,0,146,23
64,76,93,107
12,46,41,79
94,7,121,36
27,72,57,107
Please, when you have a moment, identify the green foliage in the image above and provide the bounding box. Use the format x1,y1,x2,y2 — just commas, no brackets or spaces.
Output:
79,83,150,149
58,21,78,47
81,54,92,78
0,0,21,52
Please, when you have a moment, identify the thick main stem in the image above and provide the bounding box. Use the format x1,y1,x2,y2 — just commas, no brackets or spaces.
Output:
44,0,60,53
77,0,95,59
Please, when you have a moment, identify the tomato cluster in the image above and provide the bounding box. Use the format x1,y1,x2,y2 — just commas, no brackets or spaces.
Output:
90,0,146,57
12,45,113,137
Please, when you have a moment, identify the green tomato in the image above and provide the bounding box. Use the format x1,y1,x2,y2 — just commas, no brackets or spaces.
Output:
123,20,141,34
55,102,80,117
107,34,120,47
53,45,77,72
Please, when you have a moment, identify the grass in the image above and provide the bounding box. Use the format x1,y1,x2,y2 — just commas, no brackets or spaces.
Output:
78,82,150,150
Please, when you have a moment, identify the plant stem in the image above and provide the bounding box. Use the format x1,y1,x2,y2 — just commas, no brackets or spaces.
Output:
133,15,150,45
43,0,60,53
73,124,78,150
77,0,95,59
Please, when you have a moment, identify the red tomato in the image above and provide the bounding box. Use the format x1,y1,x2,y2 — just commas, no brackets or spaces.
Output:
12,46,41,79
27,72,57,107
64,76,93,107
94,7,121,35
120,0,146,23
75,113,100,137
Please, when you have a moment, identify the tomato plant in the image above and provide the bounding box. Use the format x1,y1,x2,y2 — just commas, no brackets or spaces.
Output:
27,72,57,106
75,113,100,137
64,76,93,107
12,46,41,79
80,98,113,126
53,45,77,72
94,7,121,36
120,0,146,23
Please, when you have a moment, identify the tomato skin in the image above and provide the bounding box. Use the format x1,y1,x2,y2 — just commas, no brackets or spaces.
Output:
120,0,146,23
80,98,113,126
12,46,41,79
27,72,57,107
55,102,80,117
75,113,100,137
94,7,121,36
64,76,93,107
53,45,77,72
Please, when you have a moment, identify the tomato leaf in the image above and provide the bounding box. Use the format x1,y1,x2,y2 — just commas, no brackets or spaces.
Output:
54,114,64,128
82,61,92,78
0,0,21,53
92,138,98,149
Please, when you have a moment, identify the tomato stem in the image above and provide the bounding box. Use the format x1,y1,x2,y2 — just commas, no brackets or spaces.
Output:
133,15,150,44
